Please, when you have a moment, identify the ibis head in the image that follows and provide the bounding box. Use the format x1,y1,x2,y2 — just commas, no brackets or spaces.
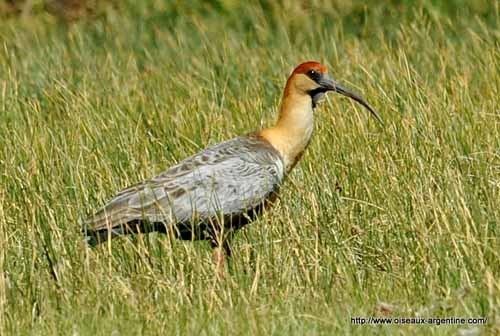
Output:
285,61,382,123
260,61,382,171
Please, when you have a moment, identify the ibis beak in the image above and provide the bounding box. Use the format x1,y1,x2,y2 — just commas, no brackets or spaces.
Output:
319,74,383,125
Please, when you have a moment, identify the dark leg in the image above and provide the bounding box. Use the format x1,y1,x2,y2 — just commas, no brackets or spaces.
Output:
222,238,232,258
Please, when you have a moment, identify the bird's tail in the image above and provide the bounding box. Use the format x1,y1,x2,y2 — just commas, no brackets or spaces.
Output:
82,224,124,247
81,210,138,246
82,219,169,247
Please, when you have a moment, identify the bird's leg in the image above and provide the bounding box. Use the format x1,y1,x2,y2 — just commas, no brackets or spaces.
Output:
222,238,232,258
210,231,233,278
212,246,226,278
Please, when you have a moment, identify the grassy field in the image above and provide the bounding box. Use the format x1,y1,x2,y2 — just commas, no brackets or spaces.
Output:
0,1,499,335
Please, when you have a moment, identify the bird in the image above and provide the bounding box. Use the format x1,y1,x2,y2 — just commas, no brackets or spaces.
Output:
83,61,382,272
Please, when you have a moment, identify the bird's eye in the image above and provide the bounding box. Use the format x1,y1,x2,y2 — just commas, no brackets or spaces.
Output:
307,69,321,82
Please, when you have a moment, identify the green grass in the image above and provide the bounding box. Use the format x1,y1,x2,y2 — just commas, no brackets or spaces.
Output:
0,1,499,335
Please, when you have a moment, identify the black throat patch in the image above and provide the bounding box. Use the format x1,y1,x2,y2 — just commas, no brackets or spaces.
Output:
309,88,327,108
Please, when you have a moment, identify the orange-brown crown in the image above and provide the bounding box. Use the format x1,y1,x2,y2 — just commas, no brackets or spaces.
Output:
283,61,328,97
291,61,328,75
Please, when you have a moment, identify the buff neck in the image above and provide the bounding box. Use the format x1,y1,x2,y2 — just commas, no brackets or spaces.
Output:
259,89,314,172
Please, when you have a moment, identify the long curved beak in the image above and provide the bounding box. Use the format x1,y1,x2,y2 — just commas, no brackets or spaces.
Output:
319,75,383,125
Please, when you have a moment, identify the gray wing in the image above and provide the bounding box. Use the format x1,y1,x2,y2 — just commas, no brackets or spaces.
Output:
85,135,285,233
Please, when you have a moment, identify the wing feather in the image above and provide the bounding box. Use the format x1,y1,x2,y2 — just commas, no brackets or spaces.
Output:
85,135,284,234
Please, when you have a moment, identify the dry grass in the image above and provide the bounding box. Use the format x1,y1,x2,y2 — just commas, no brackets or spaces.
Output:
0,1,499,335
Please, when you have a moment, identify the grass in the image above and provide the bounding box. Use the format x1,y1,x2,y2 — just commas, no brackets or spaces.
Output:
0,0,499,335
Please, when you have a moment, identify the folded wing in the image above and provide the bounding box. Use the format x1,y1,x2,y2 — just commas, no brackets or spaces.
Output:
84,135,284,244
